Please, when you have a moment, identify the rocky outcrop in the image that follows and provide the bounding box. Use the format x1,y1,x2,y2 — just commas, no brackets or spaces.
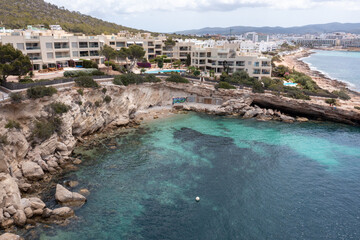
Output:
21,161,44,180
55,184,86,205
0,233,23,240
0,82,359,232
51,207,74,219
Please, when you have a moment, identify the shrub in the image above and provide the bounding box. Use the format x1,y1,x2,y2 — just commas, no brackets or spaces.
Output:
355,106,360,110
94,101,101,107
0,135,8,146
325,98,337,105
63,69,101,78
77,89,84,96
76,100,83,106
193,70,201,77
81,59,98,69
32,119,57,141
113,73,143,86
19,76,34,83
144,74,161,83
165,74,189,83
284,87,311,100
50,102,71,115
215,82,236,89
27,86,57,99
252,80,265,93
102,88,107,94
137,62,151,68
75,76,99,88
10,92,23,103
104,95,112,103
332,90,351,100
5,120,21,130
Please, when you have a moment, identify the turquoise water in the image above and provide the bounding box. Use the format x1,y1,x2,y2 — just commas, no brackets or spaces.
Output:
145,69,186,74
302,50,360,91
28,113,360,240
284,82,298,87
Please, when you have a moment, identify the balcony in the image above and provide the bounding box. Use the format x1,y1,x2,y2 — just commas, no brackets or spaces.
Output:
262,69,271,75
254,62,260,67
80,51,89,57
54,43,69,49
55,52,70,59
26,43,40,50
253,69,261,74
236,61,245,67
262,61,271,67
148,42,154,47
89,42,99,48
79,42,89,48
155,45,162,49
90,51,99,56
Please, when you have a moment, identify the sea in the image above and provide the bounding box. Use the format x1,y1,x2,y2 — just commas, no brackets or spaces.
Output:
301,50,360,91
22,113,360,240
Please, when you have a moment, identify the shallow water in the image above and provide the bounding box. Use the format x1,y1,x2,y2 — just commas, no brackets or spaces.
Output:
302,50,360,91
31,113,360,240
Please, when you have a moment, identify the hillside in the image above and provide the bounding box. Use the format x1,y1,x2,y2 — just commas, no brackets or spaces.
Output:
0,0,144,35
175,22,360,35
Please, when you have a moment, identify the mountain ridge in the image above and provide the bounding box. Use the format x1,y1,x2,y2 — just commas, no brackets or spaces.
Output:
0,0,145,35
175,22,360,35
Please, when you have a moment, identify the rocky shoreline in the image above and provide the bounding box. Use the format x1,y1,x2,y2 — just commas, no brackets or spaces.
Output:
1,82,360,238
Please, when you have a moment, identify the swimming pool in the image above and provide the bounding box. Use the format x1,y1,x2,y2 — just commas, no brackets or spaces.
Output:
145,69,186,74
284,82,298,87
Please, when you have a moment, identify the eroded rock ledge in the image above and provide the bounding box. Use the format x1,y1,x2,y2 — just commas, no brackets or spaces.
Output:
0,82,359,233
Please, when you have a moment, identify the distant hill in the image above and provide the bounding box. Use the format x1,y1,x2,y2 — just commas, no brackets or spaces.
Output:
175,22,360,35
0,0,144,35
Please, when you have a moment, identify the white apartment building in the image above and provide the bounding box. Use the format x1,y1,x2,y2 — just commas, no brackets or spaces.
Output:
191,46,272,79
1,34,105,70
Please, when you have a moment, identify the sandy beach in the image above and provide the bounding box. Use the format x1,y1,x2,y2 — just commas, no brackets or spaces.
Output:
277,49,360,111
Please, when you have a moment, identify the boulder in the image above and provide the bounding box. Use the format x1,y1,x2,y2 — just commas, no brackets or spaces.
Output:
32,209,43,216
0,174,22,210
21,161,44,180
14,210,26,226
55,184,86,205
56,142,68,152
1,218,14,228
78,189,90,197
296,117,309,122
28,198,45,210
42,208,53,218
280,114,295,123
51,207,74,219
24,207,33,218
3,212,10,218
0,233,22,240
18,182,31,192
5,206,16,215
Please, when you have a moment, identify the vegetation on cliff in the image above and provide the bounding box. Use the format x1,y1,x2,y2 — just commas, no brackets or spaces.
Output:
0,0,142,35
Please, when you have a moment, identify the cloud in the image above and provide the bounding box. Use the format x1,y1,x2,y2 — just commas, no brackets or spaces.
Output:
45,0,360,15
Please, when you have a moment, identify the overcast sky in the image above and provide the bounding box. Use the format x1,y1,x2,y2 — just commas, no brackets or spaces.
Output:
45,0,360,32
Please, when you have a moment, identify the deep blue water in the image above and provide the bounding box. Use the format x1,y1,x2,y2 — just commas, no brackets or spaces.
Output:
302,50,360,91
28,113,360,240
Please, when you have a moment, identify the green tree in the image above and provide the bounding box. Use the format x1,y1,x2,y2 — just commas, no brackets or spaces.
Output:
185,54,191,67
127,45,146,71
0,44,32,83
157,58,164,69
193,70,201,77
100,44,116,72
164,37,176,47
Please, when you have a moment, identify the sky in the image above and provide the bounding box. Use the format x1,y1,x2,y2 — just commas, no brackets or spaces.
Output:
45,0,360,32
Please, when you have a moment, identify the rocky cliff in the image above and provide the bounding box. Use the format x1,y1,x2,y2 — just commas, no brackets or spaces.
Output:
0,82,359,232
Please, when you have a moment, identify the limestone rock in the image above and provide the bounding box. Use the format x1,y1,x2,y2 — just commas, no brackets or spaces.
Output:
51,207,74,219
0,174,22,210
0,233,22,240
78,189,90,197
56,142,68,152
280,114,295,123
32,209,43,216
24,207,33,218
296,117,309,122
1,218,14,228
55,184,86,205
18,182,31,192
42,208,53,218
28,197,45,210
5,205,16,215
14,210,26,226
21,161,44,180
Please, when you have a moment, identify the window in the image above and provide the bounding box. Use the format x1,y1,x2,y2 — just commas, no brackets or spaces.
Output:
16,43,24,50
110,42,115,45
116,42,125,47
248,61,252,65
72,51,79,57
80,51,89,57
89,42,99,48
26,43,40,50
72,42,78,48
54,42,69,49
90,50,99,56
79,42,88,48
46,42,53,49
47,53,54,59
254,62,260,67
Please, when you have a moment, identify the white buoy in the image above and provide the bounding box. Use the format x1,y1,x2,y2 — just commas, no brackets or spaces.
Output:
195,196,200,202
